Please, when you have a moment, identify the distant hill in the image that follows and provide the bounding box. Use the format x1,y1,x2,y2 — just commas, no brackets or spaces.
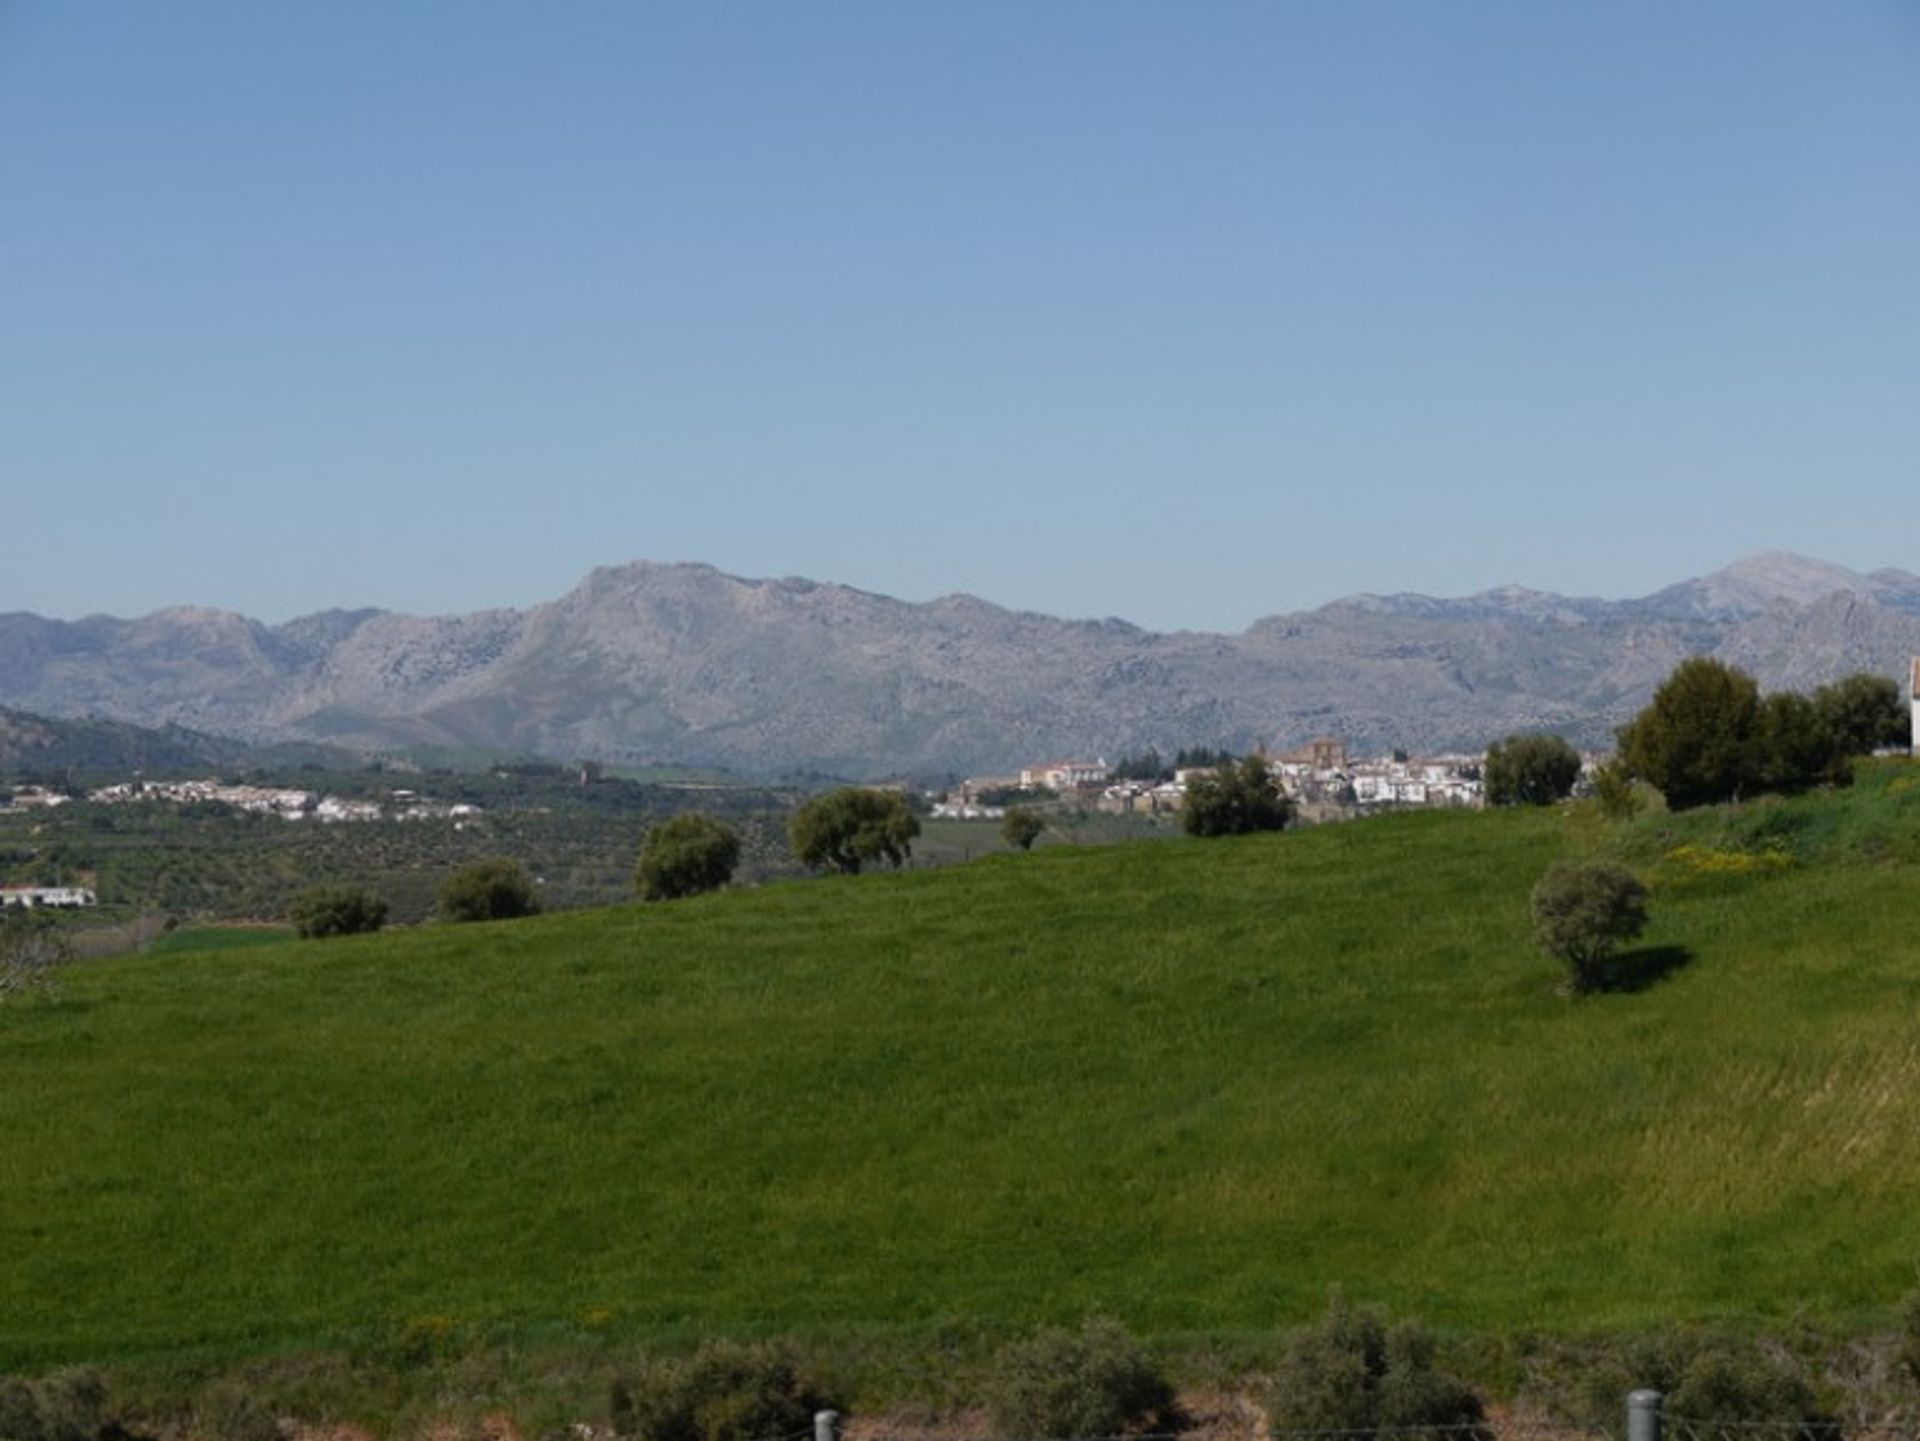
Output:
0,706,254,776
2,551,1916,777
0,706,354,778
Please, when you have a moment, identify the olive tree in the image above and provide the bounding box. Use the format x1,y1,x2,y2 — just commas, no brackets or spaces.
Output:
635,813,740,901
1000,807,1045,852
1530,861,1649,994
288,885,388,939
437,857,540,923
789,788,920,874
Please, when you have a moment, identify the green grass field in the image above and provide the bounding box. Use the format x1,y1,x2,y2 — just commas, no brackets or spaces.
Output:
5,764,1920,1372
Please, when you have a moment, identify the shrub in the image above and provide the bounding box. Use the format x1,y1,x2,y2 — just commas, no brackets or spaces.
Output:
1530,861,1650,993
1484,733,1582,807
437,858,540,923
1264,1295,1485,1438
1589,759,1643,820
636,813,741,901
288,884,388,939
1001,807,1045,852
1521,1329,1819,1431
610,1342,823,1441
0,1368,110,1441
0,911,69,1003
984,1317,1178,1440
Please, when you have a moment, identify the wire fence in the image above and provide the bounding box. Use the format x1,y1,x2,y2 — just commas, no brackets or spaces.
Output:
827,1401,1920,1441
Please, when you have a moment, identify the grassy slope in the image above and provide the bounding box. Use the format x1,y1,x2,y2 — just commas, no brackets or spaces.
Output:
5,767,1920,1369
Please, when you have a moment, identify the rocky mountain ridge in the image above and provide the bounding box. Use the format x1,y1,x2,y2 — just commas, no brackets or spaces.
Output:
2,552,1916,778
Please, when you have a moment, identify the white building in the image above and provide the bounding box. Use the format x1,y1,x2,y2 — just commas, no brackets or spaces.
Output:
0,885,96,909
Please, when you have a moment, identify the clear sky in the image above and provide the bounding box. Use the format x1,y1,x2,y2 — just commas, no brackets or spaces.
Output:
5,3,1918,632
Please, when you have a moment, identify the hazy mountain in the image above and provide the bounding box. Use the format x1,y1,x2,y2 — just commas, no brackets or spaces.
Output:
1,553,1915,778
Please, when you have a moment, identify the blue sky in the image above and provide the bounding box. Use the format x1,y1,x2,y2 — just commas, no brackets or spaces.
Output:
5,3,1917,631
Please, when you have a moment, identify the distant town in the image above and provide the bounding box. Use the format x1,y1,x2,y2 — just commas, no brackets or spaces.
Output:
935,737,1495,819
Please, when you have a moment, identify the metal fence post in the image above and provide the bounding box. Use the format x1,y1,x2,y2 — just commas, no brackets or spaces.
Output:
814,1410,839,1441
1629,1390,1663,1441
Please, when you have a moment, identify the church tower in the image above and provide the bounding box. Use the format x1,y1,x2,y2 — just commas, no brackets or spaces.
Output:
1912,658,1920,757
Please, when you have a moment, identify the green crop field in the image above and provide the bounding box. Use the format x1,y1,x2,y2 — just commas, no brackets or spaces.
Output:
5,763,1920,1373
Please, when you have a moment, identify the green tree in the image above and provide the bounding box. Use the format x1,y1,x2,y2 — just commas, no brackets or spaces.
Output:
437,857,540,923
789,788,920,874
1752,690,1831,794
288,885,388,939
1180,754,1292,837
1530,860,1650,994
1483,732,1582,807
1616,657,1761,809
635,813,740,901
1000,807,1045,852
1812,671,1906,762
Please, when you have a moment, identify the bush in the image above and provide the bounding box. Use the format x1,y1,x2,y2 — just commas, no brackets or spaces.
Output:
0,1368,110,1441
1001,807,1045,852
288,884,388,939
1264,1295,1485,1437
1518,1329,1820,1432
610,1342,823,1441
1589,759,1643,821
1530,861,1650,994
1181,755,1292,838
437,858,540,923
636,813,741,901
0,911,70,1003
984,1317,1178,1440
1484,733,1582,807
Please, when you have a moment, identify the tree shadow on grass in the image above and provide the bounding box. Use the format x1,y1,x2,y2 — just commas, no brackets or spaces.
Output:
1595,944,1694,994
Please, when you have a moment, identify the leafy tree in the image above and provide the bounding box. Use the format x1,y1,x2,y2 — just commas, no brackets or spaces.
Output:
1616,657,1761,809
635,813,740,901
288,884,388,939
1530,861,1649,994
1483,732,1582,807
1000,807,1045,851
1752,691,1831,794
437,857,540,923
1180,754,1292,837
1813,671,1907,762
789,788,920,874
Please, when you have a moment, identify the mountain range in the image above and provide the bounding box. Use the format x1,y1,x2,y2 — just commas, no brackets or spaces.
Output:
2,552,1917,779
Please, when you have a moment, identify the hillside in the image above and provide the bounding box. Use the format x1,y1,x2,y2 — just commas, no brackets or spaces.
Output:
2,553,1918,776
4,763,1920,1370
